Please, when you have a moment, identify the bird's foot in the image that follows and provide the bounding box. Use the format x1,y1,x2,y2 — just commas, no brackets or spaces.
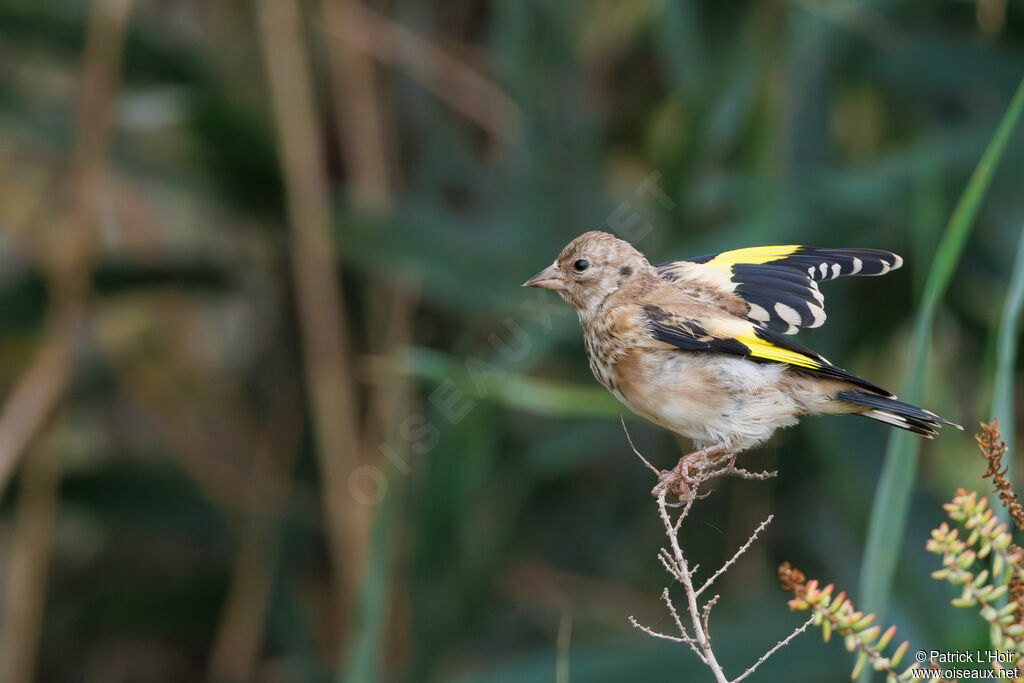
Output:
653,467,692,503
652,443,729,503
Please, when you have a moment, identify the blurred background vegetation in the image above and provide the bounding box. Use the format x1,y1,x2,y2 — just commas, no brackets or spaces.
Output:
0,0,1022,681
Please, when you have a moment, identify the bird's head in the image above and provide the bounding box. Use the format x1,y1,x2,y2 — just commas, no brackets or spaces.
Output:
523,231,652,318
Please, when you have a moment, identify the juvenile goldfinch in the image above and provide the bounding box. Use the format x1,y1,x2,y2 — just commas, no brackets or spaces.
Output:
524,231,960,465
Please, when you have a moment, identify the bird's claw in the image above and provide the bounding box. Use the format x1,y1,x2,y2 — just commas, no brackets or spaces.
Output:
652,457,700,502
651,444,737,503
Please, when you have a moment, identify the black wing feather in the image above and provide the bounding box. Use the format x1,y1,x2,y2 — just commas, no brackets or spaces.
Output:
657,246,902,334
643,309,894,397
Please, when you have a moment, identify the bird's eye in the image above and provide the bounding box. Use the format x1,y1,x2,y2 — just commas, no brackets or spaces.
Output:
573,259,590,272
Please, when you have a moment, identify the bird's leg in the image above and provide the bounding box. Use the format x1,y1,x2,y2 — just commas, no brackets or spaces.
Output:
654,442,730,502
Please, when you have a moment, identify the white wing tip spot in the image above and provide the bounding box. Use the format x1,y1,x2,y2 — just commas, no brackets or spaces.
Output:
809,281,825,304
808,304,826,327
774,301,803,331
747,302,771,322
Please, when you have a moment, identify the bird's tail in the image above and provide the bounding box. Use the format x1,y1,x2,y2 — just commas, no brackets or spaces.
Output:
835,390,962,438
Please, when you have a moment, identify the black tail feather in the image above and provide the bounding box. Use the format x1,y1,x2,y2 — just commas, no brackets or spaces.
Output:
835,390,962,437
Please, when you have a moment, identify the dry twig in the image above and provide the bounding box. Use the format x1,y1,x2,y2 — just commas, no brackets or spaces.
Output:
696,515,774,598
625,424,806,682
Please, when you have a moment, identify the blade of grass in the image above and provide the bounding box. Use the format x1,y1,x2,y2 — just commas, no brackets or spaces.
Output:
858,76,1024,634
979,226,1024,616
991,230,1024,497
910,148,944,298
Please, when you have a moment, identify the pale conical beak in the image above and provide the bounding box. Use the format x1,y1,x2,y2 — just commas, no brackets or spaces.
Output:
522,263,565,290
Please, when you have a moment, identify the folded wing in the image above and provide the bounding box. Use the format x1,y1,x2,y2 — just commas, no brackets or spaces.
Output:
657,246,903,334
641,303,893,397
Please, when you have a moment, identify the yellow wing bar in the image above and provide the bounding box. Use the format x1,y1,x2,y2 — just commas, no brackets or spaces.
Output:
644,310,892,395
704,245,801,268
733,331,820,369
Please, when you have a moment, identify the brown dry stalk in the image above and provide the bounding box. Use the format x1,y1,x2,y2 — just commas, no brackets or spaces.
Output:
255,0,367,650
0,1,134,677
0,444,63,683
0,0,134,499
977,419,1024,530
322,0,396,211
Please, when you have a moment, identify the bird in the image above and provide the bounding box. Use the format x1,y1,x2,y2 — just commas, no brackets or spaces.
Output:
523,231,960,490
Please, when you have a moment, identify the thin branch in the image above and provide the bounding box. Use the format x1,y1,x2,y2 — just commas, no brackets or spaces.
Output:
696,515,775,598
720,466,778,481
656,488,730,683
731,616,814,683
697,453,777,484
658,549,683,581
630,586,706,664
632,435,795,682
661,589,692,644
628,617,693,645
628,615,706,663
701,594,719,639
621,418,659,475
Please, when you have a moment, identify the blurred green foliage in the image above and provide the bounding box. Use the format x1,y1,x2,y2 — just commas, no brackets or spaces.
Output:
861,74,1024,642
0,1,1022,682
